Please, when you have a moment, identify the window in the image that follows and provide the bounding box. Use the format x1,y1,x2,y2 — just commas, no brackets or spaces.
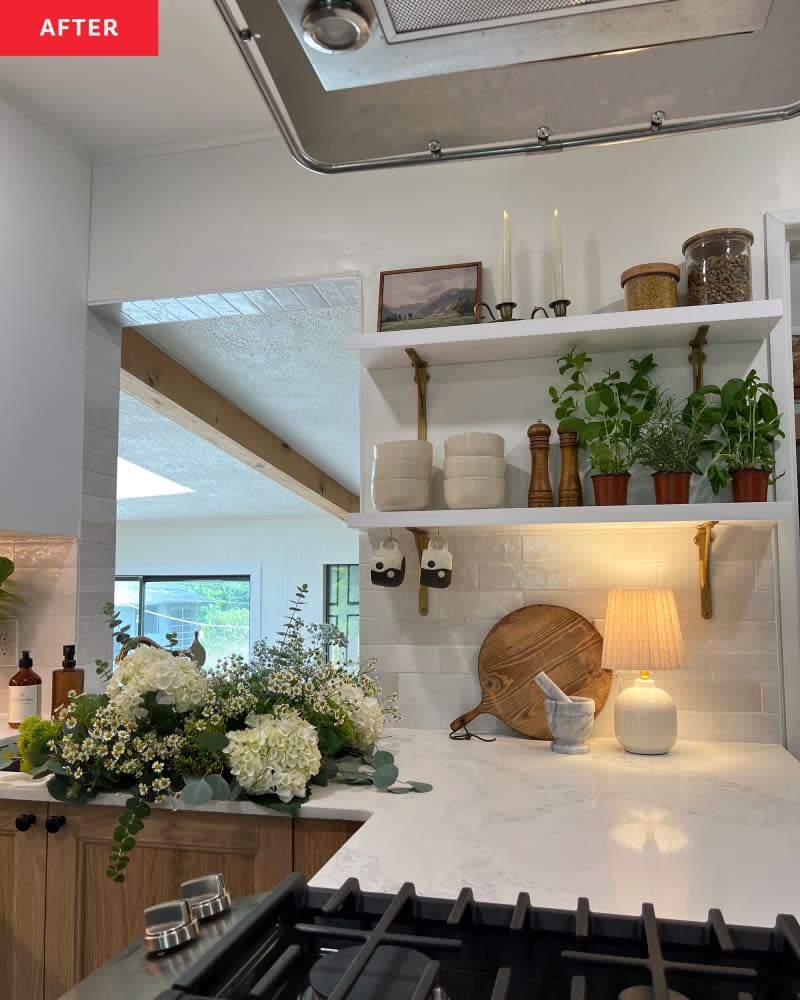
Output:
324,564,359,663
114,576,250,665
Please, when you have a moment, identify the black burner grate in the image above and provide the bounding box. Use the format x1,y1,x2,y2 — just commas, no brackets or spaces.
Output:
160,874,800,1000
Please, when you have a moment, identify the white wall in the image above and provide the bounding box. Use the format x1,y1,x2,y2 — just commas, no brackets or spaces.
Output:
1,99,90,536
115,514,358,648
89,120,800,321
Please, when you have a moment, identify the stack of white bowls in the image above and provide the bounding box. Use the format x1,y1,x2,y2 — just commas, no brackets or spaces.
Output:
443,433,505,509
371,440,433,511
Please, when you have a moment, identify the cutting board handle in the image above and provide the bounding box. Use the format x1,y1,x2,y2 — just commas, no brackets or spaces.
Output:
450,702,486,732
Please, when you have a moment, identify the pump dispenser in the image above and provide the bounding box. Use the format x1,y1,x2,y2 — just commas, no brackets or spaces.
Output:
8,650,42,728
51,643,84,716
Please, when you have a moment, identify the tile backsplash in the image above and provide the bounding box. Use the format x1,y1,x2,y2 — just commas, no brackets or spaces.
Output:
360,524,780,743
0,534,78,716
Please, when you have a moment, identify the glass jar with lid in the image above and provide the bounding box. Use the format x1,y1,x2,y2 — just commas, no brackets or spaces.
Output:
682,228,753,305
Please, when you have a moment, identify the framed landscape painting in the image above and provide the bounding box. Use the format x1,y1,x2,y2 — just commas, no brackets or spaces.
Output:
378,261,482,332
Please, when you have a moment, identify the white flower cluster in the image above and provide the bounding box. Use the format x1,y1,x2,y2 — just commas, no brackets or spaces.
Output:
225,708,321,802
330,680,385,751
107,645,208,721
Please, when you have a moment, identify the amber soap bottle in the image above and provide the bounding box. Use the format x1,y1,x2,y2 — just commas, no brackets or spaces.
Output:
51,644,84,717
8,650,42,729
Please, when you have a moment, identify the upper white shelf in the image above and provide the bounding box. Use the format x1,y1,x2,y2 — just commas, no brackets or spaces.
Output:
346,299,784,370
348,501,793,531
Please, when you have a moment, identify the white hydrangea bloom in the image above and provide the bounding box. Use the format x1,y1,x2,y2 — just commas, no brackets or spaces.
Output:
331,681,384,751
225,709,321,802
107,645,208,721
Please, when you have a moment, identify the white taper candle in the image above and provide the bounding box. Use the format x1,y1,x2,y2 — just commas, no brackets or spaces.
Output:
502,209,512,302
552,208,565,301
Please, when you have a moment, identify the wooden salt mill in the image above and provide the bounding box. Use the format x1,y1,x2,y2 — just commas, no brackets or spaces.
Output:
557,424,583,507
527,421,553,507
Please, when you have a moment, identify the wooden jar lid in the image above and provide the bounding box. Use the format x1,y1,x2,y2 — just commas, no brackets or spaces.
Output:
681,228,754,255
620,262,680,288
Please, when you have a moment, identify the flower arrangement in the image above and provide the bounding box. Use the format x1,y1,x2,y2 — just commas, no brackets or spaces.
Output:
8,585,430,881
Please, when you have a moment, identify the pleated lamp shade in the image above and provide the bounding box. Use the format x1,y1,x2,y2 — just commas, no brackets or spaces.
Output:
601,589,686,755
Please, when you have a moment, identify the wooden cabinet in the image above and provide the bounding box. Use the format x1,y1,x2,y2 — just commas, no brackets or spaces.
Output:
0,799,362,1000
0,800,48,1000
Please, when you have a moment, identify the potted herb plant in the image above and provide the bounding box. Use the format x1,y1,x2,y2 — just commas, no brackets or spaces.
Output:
687,369,784,502
634,390,712,503
549,349,657,505
0,557,24,607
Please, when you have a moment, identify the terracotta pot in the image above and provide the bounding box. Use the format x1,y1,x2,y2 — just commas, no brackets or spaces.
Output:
591,472,630,506
652,471,691,504
731,469,769,502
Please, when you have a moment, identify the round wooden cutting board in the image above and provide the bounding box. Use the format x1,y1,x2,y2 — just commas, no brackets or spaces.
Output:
450,604,610,739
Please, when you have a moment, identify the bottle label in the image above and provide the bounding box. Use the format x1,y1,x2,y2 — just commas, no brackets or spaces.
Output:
8,686,41,725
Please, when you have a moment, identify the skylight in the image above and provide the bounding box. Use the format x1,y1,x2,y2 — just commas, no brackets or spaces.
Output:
117,458,194,500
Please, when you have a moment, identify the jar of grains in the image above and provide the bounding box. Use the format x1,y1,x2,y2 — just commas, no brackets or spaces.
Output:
620,262,680,310
682,228,753,305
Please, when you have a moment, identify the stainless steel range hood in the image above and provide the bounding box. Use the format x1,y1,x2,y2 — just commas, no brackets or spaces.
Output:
215,0,800,173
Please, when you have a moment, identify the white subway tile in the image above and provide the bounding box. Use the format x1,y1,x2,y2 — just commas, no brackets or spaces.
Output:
761,683,780,714
14,540,77,569
360,617,483,646
455,535,522,562
711,651,779,682
755,559,777,592
435,590,524,621
657,678,762,712
708,591,775,622
360,587,439,618
610,530,695,563
525,530,611,563
439,646,480,674
78,542,116,569
80,520,116,546
479,561,564,591
13,566,79,595
360,644,439,673
680,619,759,651
447,562,480,591
759,621,777,651
677,711,714,740
713,526,773,561
394,701,444,729
711,712,781,743
523,591,608,620
399,672,481,704
565,561,658,590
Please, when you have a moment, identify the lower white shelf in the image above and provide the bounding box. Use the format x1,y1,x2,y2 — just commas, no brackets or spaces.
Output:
348,501,794,530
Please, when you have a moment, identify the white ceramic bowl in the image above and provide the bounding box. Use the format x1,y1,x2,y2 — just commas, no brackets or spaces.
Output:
371,477,430,511
444,455,505,479
444,476,506,510
444,432,505,458
373,440,433,465
371,457,431,482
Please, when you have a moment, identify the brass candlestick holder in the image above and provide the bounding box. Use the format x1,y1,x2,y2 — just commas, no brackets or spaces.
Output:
475,301,517,322
549,298,571,317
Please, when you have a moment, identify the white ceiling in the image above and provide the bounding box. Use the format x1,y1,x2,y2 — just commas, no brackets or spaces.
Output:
111,290,362,521
0,0,278,160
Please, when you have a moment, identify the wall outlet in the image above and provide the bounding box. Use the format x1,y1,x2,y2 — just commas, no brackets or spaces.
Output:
0,620,18,666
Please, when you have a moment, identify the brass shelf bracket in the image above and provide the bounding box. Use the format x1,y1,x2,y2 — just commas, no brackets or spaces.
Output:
689,324,710,392
694,519,719,620
405,348,429,442
408,527,430,616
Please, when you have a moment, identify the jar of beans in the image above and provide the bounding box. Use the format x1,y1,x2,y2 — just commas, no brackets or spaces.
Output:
620,262,680,310
682,228,753,305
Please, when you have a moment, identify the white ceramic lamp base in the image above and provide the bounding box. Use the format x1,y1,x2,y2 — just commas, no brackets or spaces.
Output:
614,677,677,755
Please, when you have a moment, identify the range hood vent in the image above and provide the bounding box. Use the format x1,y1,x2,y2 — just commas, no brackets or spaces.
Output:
216,0,800,173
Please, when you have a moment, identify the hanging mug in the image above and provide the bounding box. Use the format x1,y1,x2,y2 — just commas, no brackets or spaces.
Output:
370,536,405,587
420,537,453,589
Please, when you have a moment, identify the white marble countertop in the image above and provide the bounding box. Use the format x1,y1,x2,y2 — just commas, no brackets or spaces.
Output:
4,729,800,927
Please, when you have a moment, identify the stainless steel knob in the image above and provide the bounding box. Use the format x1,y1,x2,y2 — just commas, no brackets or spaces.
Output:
45,814,65,833
180,873,231,920
15,813,36,831
144,899,200,954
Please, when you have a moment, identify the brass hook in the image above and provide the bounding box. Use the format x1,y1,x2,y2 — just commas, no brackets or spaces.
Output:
689,325,709,392
694,520,718,619
405,348,429,442
408,528,430,617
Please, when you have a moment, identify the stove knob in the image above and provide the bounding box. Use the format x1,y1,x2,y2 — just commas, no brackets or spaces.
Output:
15,813,36,832
180,872,231,920
144,899,200,955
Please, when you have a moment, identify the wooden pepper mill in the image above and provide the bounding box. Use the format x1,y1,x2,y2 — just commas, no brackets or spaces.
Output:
557,424,583,507
527,421,553,507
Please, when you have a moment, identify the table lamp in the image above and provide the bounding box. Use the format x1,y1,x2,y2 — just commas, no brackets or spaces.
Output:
601,588,686,755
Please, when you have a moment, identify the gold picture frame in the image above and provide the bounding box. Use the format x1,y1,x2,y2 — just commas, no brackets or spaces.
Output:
377,261,482,332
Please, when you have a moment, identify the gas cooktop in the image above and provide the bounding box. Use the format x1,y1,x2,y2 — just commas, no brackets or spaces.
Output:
153,873,800,1000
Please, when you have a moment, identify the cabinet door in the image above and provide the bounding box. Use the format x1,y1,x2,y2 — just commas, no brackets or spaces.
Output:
0,800,48,1000
293,818,362,881
43,803,293,1000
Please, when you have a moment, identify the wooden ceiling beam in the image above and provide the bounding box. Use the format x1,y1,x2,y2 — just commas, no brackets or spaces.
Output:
120,327,359,521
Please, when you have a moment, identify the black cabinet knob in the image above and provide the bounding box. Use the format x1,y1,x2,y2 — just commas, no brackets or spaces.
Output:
45,815,66,833
15,813,36,832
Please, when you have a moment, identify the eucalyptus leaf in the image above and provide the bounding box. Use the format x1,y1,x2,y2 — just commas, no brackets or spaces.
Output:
372,764,399,789
204,774,231,800
387,786,413,794
181,777,214,806
194,731,230,751
372,750,394,768
46,759,68,775
407,781,433,793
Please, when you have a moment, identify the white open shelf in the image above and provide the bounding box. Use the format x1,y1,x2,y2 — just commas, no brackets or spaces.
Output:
349,501,793,531
346,299,783,370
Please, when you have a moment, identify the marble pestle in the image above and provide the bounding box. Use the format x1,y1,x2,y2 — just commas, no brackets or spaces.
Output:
535,670,572,703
